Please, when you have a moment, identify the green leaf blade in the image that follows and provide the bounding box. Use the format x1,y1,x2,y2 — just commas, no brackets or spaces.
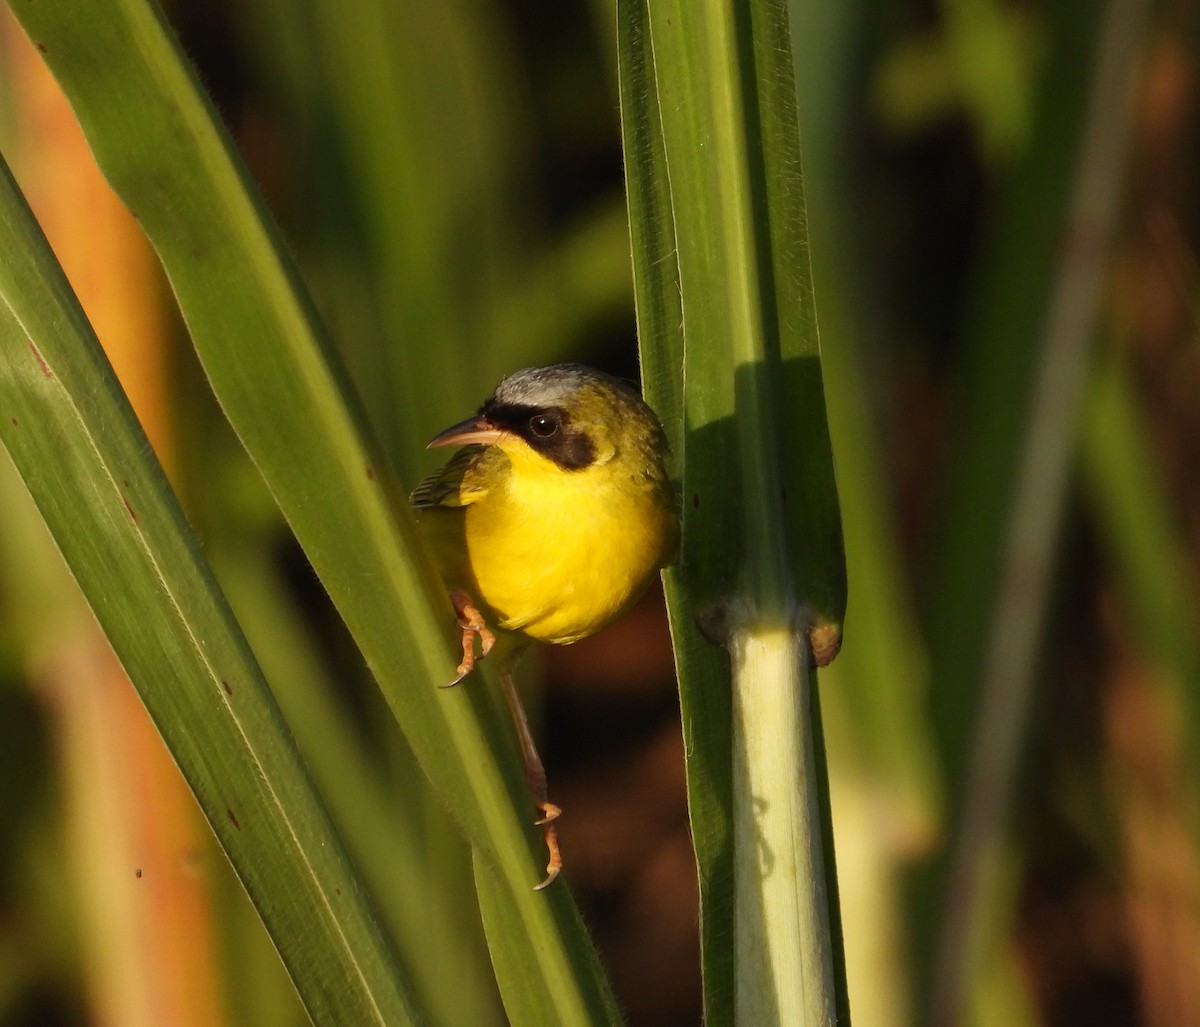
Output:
0,153,418,1027
6,0,618,1022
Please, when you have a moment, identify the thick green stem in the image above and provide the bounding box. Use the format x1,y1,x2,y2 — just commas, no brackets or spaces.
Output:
618,0,848,1020
731,620,835,1025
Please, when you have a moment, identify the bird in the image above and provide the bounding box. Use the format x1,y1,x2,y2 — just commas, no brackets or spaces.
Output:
411,363,679,888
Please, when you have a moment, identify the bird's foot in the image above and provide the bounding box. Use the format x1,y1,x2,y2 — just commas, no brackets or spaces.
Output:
534,813,563,891
442,589,496,688
529,787,563,889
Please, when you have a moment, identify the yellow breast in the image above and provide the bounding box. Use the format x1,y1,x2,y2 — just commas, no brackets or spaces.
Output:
473,459,675,643
421,454,677,645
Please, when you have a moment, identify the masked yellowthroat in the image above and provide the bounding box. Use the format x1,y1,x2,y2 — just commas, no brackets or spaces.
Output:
412,364,679,887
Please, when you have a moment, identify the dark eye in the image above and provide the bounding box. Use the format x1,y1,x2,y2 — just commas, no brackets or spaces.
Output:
529,413,560,439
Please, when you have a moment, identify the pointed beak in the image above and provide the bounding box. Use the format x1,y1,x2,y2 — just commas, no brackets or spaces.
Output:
425,415,506,449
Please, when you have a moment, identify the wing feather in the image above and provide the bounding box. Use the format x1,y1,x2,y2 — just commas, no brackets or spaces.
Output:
410,445,500,508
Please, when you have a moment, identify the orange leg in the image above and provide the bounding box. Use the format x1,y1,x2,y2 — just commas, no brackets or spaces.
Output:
441,589,496,688
499,664,562,890
438,595,562,888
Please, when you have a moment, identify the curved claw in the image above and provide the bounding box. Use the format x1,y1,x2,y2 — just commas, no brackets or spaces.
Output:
439,665,470,690
534,801,561,827
533,864,560,892
473,627,496,663
532,819,562,891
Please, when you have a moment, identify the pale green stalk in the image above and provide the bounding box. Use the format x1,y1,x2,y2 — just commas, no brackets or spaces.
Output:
731,626,835,1025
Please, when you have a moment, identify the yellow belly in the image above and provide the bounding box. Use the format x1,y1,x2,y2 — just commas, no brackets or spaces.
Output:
422,467,676,645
